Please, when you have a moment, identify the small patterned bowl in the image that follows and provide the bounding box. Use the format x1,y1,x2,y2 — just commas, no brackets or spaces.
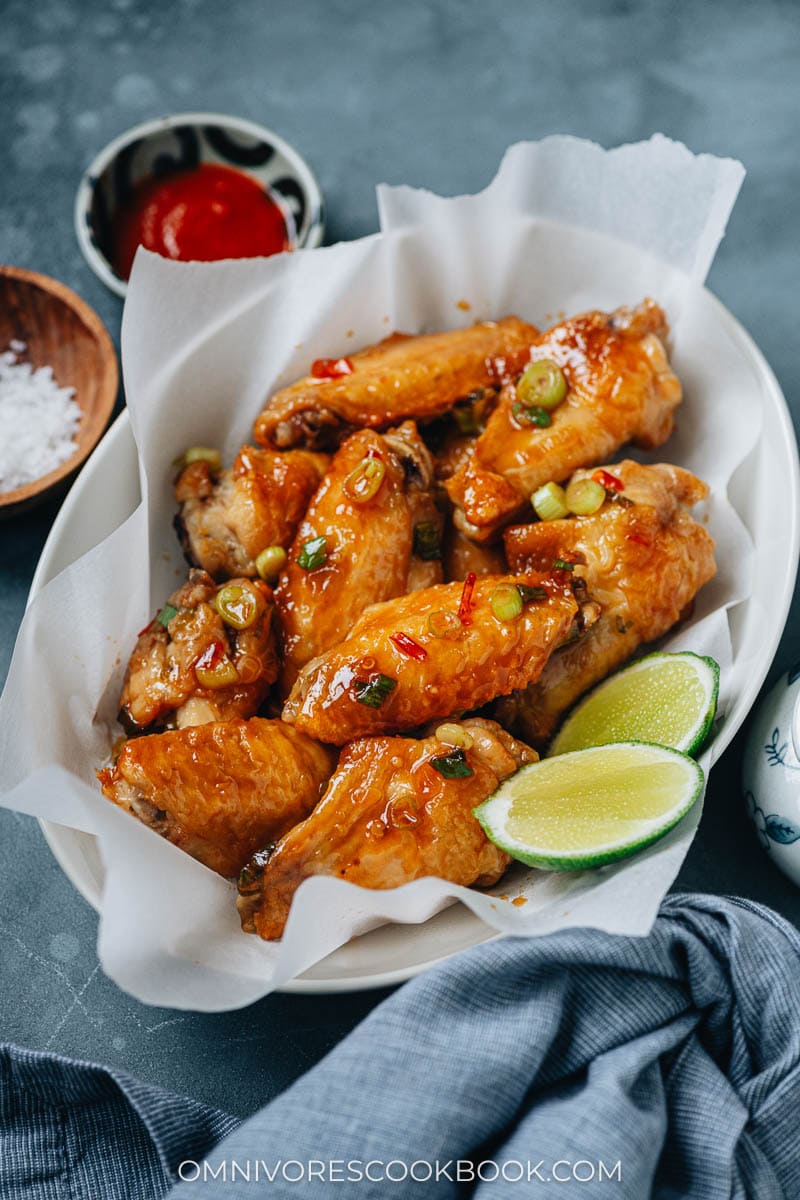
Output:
743,665,800,886
74,112,325,297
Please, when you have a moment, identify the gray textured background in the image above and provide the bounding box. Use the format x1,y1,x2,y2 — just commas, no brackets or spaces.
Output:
1,0,800,1116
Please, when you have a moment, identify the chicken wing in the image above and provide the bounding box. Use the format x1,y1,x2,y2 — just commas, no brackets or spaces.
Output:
174,445,327,580
497,460,716,746
282,569,596,744
276,421,443,686
442,525,507,582
237,718,535,939
98,718,335,877
446,300,683,541
119,569,279,733
254,318,539,451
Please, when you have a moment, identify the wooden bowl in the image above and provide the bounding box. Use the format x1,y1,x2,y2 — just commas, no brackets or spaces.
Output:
0,266,118,516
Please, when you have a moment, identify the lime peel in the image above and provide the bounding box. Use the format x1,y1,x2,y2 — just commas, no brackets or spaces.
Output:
549,651,719,758
475,741,704,872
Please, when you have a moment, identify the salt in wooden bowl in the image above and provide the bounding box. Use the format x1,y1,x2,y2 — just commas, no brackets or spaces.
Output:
0,266,118,517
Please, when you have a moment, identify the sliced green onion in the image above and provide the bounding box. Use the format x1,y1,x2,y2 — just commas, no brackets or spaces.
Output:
454,405,479,435
413,521,442,561
552,558,576,572
435,723,474,750
353,673,397,708
214,583,259,630
155,603,179,629
517,584,547,604
566,477,606,516
174,446,222,472
431,748,474,779
196,657,239,689
427,609,461,638
517,359,567,410
512,403,552,428
297,535,328,571
255,545,287,581
532,481,569,522
343,456,386,503
490,583,523,622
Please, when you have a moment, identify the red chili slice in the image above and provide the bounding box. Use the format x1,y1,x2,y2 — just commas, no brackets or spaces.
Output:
458,572,478,626
389,632,428,661
310,357,354,379
592,469,624,493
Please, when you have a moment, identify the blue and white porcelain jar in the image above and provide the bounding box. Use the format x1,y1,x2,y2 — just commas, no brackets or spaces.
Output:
743,665,800,885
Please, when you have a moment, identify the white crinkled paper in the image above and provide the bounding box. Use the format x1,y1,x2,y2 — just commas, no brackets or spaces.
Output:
0,136,750,1010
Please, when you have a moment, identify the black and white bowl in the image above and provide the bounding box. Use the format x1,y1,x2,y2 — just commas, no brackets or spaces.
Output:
75,112,325,297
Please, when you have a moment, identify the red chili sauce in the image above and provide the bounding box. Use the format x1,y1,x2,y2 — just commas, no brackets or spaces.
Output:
113,163,291,279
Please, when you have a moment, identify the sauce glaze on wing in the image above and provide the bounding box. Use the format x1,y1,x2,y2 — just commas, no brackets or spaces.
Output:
446,300,683,540
174,445,327,580
237,718,535,939
282,570,596,744
276,421,442,688
497,460,716,745
254,317,539,450
119,569,279,733
98,718,335,877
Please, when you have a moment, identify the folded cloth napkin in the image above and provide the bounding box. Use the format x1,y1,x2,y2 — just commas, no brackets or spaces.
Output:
2,895,799,1199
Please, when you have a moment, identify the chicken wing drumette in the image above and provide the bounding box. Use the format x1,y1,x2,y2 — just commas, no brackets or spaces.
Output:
254,318,538,451
496,460,716,746
119,569,279,734
276,421,443,686
282,569,597,744
174,445,327,580
237,718,535,939
98,718,335,877
446,300,683,541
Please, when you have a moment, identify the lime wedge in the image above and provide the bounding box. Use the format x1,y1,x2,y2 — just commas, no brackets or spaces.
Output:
474,742,704,871
549,652,719,758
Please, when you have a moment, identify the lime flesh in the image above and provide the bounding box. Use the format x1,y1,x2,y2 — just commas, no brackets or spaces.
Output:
474,741,704,871
549,652,719,758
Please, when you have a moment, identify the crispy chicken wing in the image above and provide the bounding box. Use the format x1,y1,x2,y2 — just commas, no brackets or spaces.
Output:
98,718,335,877
497,460,716,746
119,570,279,733
442,525,507,582
276,421,443,686
237,718,535,939
174,446,327,580
254,318,539,451
282,570,596,744
446,300,683,540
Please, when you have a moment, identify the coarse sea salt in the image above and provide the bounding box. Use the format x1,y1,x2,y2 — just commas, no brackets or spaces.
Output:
0,343,81,494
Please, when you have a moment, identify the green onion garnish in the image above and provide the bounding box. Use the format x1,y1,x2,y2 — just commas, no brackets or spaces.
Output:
512,403,552,428
297,535,328,571
155,603,179,628
532,482,569,522
552,558,576,572
517,584,547,604
516,359,567,410
413,521,442,561
490,583,523,623
431,748,474,779
353,673,397,708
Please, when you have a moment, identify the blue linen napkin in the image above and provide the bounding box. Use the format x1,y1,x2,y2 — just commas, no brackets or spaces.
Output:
2,895,799,1198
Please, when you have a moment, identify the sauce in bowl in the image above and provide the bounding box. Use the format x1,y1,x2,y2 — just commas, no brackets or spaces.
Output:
113,162,291,278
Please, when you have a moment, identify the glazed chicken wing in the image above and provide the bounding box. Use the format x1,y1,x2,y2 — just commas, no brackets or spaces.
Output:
98,718,335,877
119,570,279,734
497,460,716,746
254,318,539,451
237,718,535,939
446,300,683,540
174,445,327,580
282,570,596,744
442,525,507,582
276,421,443,686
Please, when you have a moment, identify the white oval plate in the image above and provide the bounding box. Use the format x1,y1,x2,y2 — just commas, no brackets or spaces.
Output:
30,289,800,993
